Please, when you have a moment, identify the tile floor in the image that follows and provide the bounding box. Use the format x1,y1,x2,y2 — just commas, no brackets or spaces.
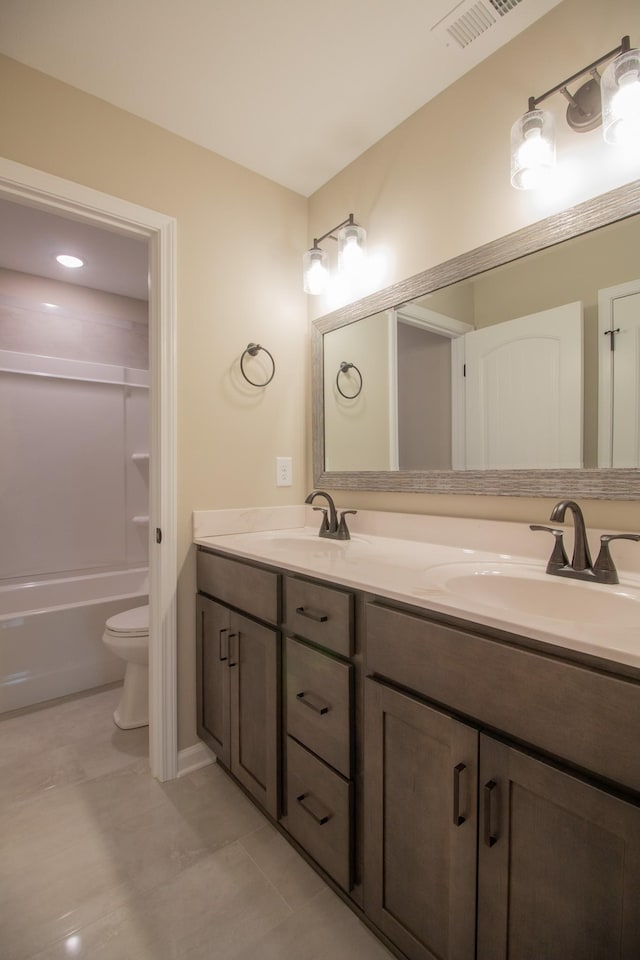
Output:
0,685,394,960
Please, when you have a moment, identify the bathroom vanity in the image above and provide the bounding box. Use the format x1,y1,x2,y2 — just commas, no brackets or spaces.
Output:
194,515,640,960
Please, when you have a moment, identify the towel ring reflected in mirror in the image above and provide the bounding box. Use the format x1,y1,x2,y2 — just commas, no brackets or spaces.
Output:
336,361,363,399
240,342,276,387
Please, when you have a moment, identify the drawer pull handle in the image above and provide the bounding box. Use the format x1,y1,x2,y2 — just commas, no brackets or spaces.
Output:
296,792,331,825
295,606,328,623
296,691,330,715
219,628,229,662
484,779,498,847
453,762,466,826
228,633,238,667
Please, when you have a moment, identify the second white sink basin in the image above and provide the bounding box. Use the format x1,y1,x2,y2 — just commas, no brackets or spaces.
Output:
422,561,640,626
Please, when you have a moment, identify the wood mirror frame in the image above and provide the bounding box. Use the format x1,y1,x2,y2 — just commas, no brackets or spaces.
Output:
311,178,640,499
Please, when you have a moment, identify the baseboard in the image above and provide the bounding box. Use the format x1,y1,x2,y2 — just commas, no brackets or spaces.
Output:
177,740,217,777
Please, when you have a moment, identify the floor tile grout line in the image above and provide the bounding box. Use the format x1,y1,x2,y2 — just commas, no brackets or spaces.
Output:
237,834,300,916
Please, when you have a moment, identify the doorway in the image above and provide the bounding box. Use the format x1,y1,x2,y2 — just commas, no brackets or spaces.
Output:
0,157,178,781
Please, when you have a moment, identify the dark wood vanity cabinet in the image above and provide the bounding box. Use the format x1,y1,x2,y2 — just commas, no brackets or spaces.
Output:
364,600,640,960
196,550,280,818
196,547,640,960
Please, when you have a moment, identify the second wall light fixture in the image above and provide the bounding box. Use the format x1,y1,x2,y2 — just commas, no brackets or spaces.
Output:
511,35,640,190
303,213,367,295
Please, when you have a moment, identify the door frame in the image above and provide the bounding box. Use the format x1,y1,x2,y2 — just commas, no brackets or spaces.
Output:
598,277,640,467
394,302,471,470
0,157,178,781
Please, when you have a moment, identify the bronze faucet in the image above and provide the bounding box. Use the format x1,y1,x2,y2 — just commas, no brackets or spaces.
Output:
305,491,357,541
531,499,639,584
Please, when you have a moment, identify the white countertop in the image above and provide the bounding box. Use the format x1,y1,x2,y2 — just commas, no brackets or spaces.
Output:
194,508,640,672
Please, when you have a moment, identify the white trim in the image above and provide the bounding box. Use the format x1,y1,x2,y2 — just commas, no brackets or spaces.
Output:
0,158,178,781
451,337,466,470
177,741,217,778
597,277,640,468
386,310,399,470
396,302,473,338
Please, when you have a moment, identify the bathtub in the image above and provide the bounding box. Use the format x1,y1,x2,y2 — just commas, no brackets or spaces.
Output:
0,567,148,714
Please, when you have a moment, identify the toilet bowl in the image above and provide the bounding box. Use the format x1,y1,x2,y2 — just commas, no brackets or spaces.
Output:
102,604,149,729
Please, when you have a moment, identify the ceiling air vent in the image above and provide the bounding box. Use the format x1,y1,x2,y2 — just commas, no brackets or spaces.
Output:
432,0,524,50
488,0,524,15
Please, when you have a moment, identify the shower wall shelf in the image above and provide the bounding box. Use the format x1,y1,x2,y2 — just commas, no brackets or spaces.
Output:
131,453,150,461
132,516,150,524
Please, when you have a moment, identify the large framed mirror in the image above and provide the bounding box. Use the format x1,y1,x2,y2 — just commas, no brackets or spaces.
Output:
312,179,640,499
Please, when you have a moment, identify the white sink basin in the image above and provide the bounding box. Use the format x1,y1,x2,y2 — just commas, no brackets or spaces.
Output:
422,561,640,626
247,530,370,556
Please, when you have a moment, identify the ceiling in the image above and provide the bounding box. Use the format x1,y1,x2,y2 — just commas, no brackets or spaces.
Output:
0,0,562,298
0,0,561,197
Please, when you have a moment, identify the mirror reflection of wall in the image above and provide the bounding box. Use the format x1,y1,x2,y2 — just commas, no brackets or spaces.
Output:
322,211,640,474
323,312,393,471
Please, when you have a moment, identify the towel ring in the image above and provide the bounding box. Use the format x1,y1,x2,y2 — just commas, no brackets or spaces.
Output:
240,343,276,387
336,361,363,399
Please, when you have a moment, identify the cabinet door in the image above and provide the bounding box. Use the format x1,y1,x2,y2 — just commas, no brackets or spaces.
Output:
477,734,640,960
364,679,478,960
196,595,230,767
229,612,280,819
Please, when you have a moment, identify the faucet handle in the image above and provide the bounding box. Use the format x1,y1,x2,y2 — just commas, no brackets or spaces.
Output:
529,524,569,572
593,533,640,585
312,507,329,533
337,510,357,540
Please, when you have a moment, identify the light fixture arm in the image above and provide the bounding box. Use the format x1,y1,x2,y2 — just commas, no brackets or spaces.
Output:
310,214,356,249
527,36,631,111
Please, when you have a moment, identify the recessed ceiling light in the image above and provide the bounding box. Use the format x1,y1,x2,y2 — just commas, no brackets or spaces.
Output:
56,254,84,268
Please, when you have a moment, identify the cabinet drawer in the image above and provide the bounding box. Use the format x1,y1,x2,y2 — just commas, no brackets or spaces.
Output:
285,576,353,656
197,549,280,624
366,601,640,794
284,736,352,891
286,636,352,777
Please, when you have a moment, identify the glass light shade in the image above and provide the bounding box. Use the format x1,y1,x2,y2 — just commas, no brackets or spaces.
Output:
601,47,640,145
510,109,556,190
303,247,329,295
337,222,366,275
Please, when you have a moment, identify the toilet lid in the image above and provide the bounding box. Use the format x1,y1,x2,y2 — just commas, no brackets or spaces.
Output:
105,604,149,636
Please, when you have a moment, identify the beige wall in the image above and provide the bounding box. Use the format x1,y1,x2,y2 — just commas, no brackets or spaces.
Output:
308,0,640,531
0,54,308,750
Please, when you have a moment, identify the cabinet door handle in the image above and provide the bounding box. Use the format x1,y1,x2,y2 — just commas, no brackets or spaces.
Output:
453,762,466,826
483,779,498,847
296,691,330,715
295,606,328,623
296,792,331,825
228,632,238,667
219,628,229,662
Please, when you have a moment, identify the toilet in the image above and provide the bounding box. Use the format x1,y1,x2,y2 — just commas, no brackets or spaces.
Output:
102,604,149,729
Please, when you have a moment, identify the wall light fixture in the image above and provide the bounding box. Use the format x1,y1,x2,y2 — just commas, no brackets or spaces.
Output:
303,214,367,295
511,35,640,190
